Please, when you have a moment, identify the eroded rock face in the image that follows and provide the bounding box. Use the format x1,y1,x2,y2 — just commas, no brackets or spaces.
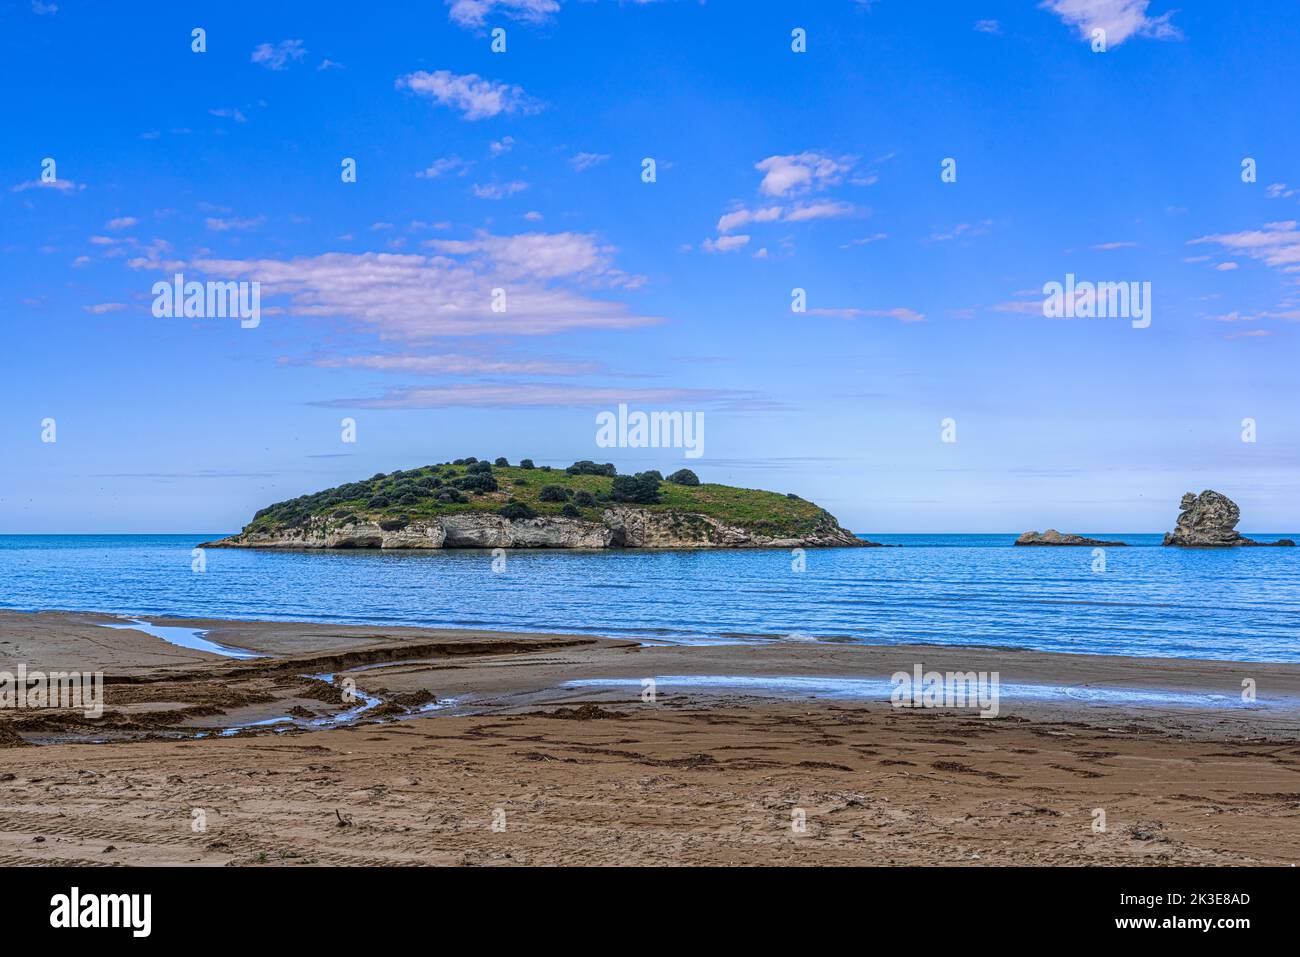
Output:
202,508,868,550
440,513,611,549
1015,529,1127,547
215,518,445,549
1162,490,1294,547
605,507,751,547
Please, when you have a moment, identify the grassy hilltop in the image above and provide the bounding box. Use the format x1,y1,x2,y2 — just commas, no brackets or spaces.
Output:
242,457,844,540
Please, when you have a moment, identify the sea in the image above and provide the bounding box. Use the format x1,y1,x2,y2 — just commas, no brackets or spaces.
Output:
1,533,1297,663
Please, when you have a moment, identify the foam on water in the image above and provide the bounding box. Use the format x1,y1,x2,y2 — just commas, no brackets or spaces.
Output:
563,675,1291,709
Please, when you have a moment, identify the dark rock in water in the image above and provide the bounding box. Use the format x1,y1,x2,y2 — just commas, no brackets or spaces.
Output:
1162,490,1295,547
1015,529,1127,547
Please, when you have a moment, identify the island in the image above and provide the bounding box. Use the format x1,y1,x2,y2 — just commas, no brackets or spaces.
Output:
1014,530,1127,547
201,458,870,549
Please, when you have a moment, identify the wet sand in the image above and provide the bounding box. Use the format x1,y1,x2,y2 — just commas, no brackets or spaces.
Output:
1,609,1298,865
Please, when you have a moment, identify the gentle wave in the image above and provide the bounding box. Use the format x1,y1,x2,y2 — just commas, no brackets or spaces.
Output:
0,534,1298,662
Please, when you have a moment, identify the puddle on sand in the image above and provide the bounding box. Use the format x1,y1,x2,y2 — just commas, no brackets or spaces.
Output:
101,618,260,659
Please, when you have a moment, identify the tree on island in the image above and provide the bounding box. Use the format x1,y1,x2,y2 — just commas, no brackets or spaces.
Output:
611,472,661,504
566,460,617,477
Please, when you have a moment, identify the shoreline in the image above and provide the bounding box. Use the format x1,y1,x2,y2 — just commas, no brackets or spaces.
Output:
4,608,1300,710
3,609,1299,866
5,602,1300,666
3,609,1299,747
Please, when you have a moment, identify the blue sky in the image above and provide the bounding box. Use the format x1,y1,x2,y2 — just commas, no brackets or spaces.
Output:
3,0,1299,533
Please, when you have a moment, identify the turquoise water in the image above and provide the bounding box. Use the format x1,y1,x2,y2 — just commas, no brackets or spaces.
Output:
1,534,1298,662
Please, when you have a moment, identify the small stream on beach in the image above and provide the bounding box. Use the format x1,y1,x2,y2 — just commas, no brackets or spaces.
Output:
98,617,450,736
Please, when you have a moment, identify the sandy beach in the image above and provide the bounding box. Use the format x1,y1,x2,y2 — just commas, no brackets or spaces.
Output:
1,609,1298,866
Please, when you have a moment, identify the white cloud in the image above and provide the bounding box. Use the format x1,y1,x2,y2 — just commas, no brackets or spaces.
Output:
1092,241,1136,250
809,306,925,323
124,238,183,272
929,220,992,242
993,296,1061,316
251,40,307,70
312,354,600,376
106,216,138,231
1189,222,1300,272
841,233,888,248
490,136,515,155
755,152,853,197
571,152,610,172
446,0,560,28
975,19,1000,33
320,382,743,410
424,231,636,284
12,178,78,193
417,157,470,179
83,302,125,314
785,200,854,223
704,162,860,250
472,180,529,199
714,200,853,236
701,234,750,253
179,231,656,338
32,1,57,14
717,206,781,234
208,108,247,123
205,215,265,232
1040,0,1181,47
397,70,535,120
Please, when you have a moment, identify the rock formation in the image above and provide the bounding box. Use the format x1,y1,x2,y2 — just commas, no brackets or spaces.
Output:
1015,529,1127,547
1162,490,1295,547
202,507,871,550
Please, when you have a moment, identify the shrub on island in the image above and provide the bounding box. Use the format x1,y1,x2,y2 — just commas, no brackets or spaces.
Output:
539,485,573,503
611,472,661,504
499,501,537,521
453,473,498,493
566,460,617,477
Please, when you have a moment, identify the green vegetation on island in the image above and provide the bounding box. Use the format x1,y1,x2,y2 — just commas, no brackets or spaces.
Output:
242,457,839,540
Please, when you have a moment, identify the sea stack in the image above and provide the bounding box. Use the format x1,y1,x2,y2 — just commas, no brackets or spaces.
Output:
1015,529,1127,547
1162,490,1295,547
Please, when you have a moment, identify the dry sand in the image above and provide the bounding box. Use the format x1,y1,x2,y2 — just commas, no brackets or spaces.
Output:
1,609,1298,866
